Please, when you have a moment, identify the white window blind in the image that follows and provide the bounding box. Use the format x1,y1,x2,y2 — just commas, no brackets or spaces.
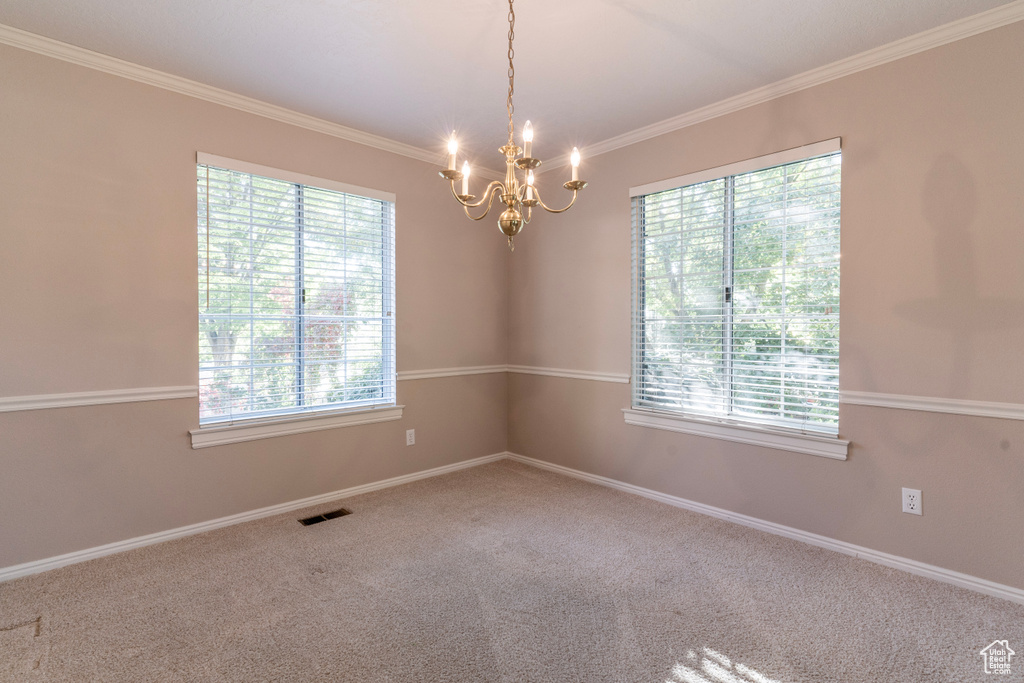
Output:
632,143,841,434
197,155,395,425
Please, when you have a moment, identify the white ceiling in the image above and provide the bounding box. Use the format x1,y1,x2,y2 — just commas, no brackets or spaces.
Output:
0,0,1015,167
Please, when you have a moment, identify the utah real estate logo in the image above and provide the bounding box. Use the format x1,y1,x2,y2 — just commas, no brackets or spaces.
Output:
980,640,1015,675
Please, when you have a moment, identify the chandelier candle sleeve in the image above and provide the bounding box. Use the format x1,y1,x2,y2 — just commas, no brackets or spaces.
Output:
462,161,470,195
571,147,580,181
526,171,534,200
448,137,458,171
523,121,533,158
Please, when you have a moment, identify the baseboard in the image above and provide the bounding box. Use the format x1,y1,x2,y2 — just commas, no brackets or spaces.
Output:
505,452,1024,606
0,452,506,583
9,450,1021,606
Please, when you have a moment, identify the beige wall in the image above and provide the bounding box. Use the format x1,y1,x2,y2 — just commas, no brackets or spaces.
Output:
3,20,1023,592
508,22,1024,589
0,44,508,568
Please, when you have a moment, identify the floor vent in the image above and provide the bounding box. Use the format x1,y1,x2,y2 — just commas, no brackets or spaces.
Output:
298,508,352,526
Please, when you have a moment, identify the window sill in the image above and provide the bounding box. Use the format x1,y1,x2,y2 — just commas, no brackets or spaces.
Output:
190,404,404,449
622,408,848,460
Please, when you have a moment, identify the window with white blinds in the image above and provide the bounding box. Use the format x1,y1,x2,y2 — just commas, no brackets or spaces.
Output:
631,141,841,434
197,154,395,425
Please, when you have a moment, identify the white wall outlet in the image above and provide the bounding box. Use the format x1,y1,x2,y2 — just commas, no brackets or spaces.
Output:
902,488,922,515
406,429,415,446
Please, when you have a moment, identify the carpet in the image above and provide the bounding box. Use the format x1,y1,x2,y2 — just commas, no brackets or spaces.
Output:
1,459,1021,682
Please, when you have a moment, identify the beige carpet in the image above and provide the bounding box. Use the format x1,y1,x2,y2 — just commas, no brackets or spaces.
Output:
1,459,1021,682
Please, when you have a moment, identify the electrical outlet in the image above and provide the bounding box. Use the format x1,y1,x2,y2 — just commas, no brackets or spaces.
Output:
902,488,922,515
406,429,415,446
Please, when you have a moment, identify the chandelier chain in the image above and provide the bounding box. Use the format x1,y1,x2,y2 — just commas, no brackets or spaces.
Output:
507,0,515,146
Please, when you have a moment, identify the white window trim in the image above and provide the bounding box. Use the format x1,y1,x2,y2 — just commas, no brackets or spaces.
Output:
196,153,397,427
630,139,842,449
623,408,848,460
190,404,404,449
196,152,396,203
629,138,841,197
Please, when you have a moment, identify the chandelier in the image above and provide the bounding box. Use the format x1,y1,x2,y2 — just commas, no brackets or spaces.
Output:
439,0,587,251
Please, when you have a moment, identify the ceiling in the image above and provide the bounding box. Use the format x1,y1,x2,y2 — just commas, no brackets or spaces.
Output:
0,0,1015,168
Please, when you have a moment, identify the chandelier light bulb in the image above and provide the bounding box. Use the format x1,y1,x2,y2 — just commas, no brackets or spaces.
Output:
448,136,458,170
527,171,535,186
462,161,471,195
570,147,581,181
523,120,533,158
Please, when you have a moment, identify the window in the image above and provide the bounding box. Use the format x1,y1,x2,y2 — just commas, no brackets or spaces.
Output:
197,154,395,426
631,140,841,436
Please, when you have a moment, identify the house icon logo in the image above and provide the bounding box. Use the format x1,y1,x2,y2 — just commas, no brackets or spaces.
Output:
980,640,1015,675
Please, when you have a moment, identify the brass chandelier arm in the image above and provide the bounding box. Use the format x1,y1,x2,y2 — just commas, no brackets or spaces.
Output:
462,184,506,221
515,181,532,203
449,180,505,209
532,186,580,214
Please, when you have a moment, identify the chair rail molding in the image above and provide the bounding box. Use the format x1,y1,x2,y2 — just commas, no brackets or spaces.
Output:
841,390,1024,421
0,386,198,413
398,365,630,384
397,365,507,381
507,365,630,384
0,363,634,415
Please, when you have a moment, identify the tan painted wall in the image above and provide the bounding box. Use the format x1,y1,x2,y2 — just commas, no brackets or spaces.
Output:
3,20,1023,590
0,44,508,568
508,22,1024,588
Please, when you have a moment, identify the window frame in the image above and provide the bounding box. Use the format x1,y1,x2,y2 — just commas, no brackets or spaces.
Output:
191,153,399,447
627,139,848,459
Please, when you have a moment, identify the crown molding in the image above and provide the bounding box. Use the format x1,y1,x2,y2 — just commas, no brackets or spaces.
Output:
581,0,1024,160
4,3,1021,181
466,165,506,181
0,23,440,165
